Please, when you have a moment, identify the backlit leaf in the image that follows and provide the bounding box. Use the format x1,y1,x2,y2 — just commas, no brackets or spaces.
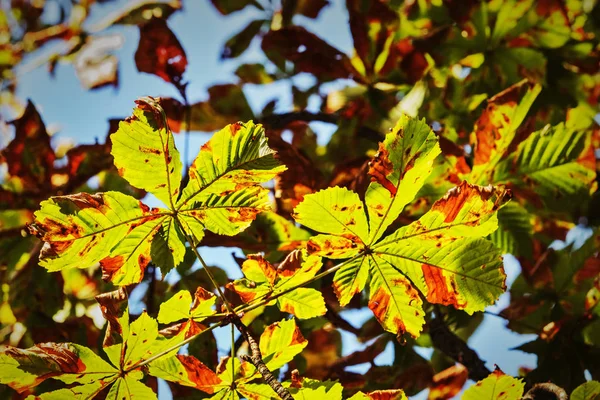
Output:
32,192,167,285
296,172,509,336
349,389,407,400
228,251,326,319
489,202,533,258
470,79,541,185
494,123,596,211
571,381,600,400
461,368,524,400
148,354,222,394
285,378,343,400
111,97,182,208
0,343,117,393
365,114,441,243
157,287,216,327
259,318,308,371
176,121,285,239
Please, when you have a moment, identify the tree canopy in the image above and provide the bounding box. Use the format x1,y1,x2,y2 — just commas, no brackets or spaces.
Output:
0,0,599,399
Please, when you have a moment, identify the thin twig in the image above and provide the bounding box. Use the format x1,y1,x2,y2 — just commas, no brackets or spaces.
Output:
230,316,294,400
175,214,234,313
429,309,491,381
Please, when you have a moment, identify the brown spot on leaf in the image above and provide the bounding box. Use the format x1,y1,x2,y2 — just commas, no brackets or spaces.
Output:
230,122,243,136
176,355,222,394
100,255,125,282
138,145,161,155
421,264,465,308
369,143,397,196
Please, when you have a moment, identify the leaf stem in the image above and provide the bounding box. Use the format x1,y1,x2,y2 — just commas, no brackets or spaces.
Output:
176,217,234,314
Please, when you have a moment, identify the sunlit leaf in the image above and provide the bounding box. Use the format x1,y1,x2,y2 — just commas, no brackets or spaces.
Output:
461,368,524,400
31,192,166,285
571,381,600,400
228,251,326,319
259,318,308,371
148,354,222,394
157,287,216,334
295,158,509,336
349,389,407,400
176,121,285,239
111,96,182,207
494,123,596,211
0,343,117,393
285,378,343,400
365,114,441,243
470,79,541,184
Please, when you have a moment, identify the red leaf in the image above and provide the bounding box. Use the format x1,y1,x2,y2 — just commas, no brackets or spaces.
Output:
1,100,55,191
135,18,187,85
262,26,363,83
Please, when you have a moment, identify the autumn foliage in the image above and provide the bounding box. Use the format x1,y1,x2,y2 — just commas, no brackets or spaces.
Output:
1,0,600,399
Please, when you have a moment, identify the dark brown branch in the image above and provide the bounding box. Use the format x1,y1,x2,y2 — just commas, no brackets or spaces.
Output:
522,383,568,400
429,314,491,381
260,111,381,142
230,316,294,400
324,303,361,336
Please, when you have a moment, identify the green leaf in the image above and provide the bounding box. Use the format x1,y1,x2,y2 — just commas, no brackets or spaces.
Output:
571,381,600,400
32,191,167,285
461,368,524,400
367,255,425,338
27,381,109,400
259,318,308,371
150,218,186,275
0,343,117,393
349,389,407,400
296,176,510,337
470,79,541,184
494,123,596,211
489,202,533,258
285,378,343,400
32,102,286,286
157,287,216,325
228,251,326,319
107,370,157,400
277,288,326,320
236,383,278,399
111,97,182,208
176,121,286,239
148,354,222,394
365,115,441,243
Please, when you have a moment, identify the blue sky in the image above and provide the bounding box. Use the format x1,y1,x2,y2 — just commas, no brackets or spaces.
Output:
8,0,549,398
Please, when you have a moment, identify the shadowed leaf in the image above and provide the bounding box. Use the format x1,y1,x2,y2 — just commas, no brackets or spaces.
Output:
135,18,187,85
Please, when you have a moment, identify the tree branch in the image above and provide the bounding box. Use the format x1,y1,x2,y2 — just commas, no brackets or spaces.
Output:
230,316,294,400
260,111,381,142
428,314,491,381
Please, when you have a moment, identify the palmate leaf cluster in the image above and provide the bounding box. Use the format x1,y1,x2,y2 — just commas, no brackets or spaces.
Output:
0,72,595,398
